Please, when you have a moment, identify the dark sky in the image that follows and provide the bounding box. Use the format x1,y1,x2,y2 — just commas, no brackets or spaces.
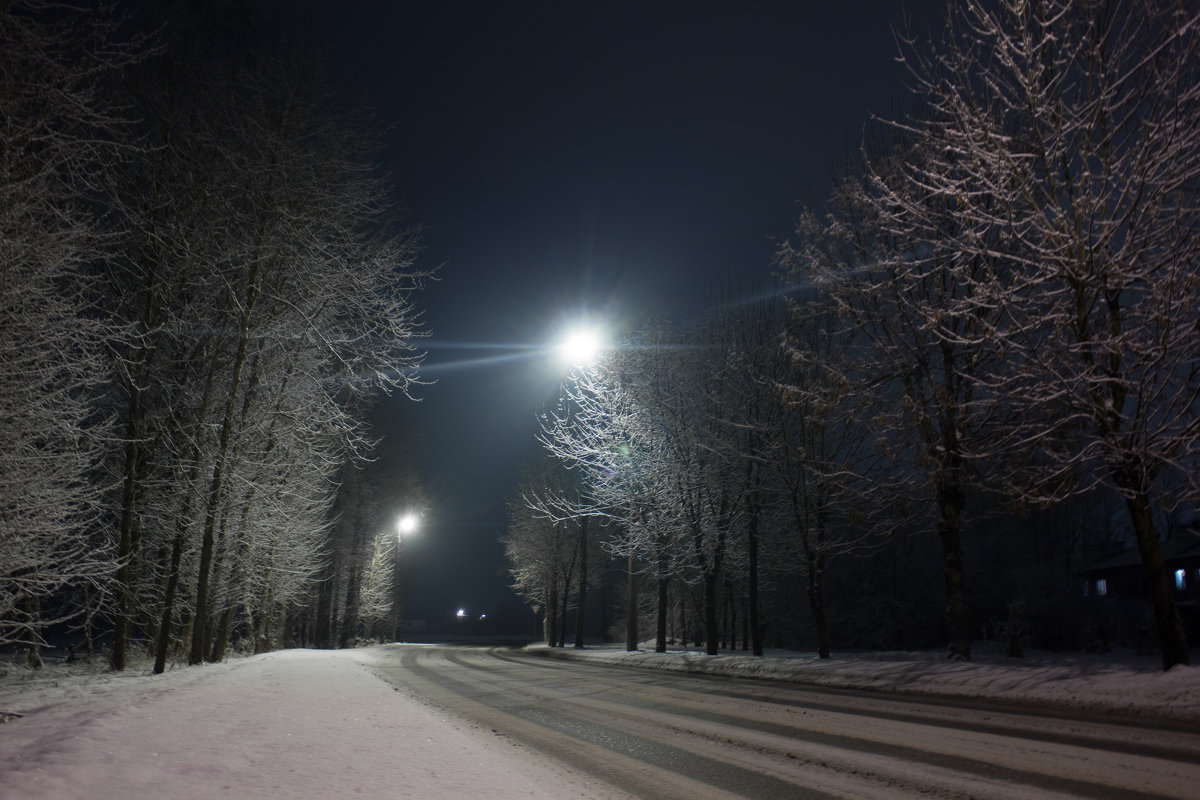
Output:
276,0,944,624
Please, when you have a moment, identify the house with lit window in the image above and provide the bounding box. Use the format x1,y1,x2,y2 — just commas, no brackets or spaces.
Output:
1078,515,1200,650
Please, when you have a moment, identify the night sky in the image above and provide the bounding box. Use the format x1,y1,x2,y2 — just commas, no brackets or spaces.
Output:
275,1,944,624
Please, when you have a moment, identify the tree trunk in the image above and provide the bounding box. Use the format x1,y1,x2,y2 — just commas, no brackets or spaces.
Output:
339,566,360,649
179,609,192,659
391,536,403,642
188,481,220,663
545,583,558,646
255,585,274,653
1124,489,1190,670
111,330,158,672
808,549,830,659
720,578,729,652
746,496,763,656
210,605,234,662
597,572,611,643
21,596,42,669
189,329,252,664
557,573,571,648
624,551,638,651
313,558,336,649
703,570,719,655
573,518,588,648
110,429,139,671
655,562,668,653
153,532,184,674
677,584,687,648
206,512,234,662
937,478,971,661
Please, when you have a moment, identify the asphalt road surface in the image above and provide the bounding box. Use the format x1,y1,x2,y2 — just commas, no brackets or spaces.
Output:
362,643,1200,800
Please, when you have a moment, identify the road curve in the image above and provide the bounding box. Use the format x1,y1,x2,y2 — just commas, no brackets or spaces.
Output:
360,644,1200,800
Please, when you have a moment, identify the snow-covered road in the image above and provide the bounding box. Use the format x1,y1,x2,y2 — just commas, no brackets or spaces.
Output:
1,643,1197,799
362,644,1200,800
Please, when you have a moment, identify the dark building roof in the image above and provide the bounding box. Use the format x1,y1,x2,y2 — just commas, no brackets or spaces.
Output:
1079,533,1200,575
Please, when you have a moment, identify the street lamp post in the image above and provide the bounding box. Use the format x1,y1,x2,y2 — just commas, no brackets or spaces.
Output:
560,327,637,651
393,513,419,641
552,323,609,648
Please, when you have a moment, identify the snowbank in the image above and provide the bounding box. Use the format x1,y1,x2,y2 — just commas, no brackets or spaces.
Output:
528,642,1200,722
0,648,624,800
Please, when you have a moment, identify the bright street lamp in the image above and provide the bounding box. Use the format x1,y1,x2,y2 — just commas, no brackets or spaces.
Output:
557,324,606,367
397,512,418,538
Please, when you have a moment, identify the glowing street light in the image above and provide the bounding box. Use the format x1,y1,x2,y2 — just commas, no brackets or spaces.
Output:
557,324,606,367
397,512,419,538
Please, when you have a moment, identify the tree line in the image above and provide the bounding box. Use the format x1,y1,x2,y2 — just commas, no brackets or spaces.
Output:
0,1,429,669
505,0,1199,671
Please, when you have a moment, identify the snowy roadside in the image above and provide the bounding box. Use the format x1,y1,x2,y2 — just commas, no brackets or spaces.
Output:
527,642,1200,723
0,648,628,800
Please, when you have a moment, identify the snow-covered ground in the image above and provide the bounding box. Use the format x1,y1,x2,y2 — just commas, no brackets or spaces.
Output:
0,642,1195,800
0,647,627,800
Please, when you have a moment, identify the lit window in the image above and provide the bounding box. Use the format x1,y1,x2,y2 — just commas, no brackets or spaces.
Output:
1096,578,1108,597
1175,569,1187,591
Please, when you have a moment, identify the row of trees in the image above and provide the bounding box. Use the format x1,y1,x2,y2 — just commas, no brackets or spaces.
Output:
504,0,1199,670
0,1,428,669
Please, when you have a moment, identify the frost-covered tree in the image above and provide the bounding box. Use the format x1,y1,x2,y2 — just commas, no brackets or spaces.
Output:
104,4,428,669
358,524,398,641
535,343,661,650
0,0,134,652
535,334,691,651
772,295,879,659
641,324,740,657
698,302,782,657
516,453,597,647
505,458,586,647
889,0,1200,669
313,435,426,650
778,136,1008,661
703,292,876,658
535,324,749,655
